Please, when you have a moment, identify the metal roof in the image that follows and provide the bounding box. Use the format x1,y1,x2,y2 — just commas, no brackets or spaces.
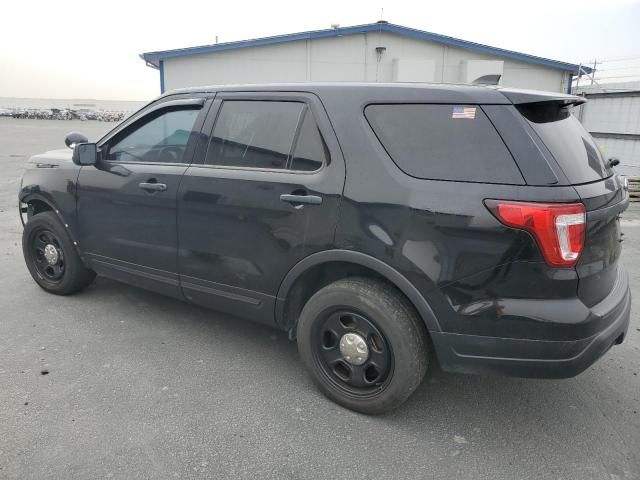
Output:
140,21,589,74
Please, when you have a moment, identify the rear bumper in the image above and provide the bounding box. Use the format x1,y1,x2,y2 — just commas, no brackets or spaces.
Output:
431,269,631,378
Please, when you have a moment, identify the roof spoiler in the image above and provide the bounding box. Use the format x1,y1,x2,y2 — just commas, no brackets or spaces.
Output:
472,74,502,85
497,88,586,106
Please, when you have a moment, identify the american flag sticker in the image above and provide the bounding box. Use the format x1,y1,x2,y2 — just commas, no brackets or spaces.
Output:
452,106,476,119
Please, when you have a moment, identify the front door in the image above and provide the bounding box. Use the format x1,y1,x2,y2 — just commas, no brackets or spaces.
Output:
177,93,345,324
77,97,209,297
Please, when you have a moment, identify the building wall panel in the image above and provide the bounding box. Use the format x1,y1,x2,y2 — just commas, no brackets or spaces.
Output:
162,33,568,93
580,96,640,135
163,41,308,90
309,35,367,81
592,136,640,176
576,83,640,175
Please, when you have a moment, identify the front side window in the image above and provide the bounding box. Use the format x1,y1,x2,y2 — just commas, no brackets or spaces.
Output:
107,107,200,163
206,101,304,170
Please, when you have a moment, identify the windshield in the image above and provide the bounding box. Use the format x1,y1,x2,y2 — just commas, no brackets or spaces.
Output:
517,102,612,184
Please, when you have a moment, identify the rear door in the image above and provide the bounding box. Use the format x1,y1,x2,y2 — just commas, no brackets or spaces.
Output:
177,92,345,324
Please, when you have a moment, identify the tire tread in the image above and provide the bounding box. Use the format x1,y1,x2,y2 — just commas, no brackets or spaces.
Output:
297,276,429,414
22,211,95,295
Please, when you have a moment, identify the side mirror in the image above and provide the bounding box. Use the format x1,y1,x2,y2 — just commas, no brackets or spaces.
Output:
72,143,97,166
65,131,89,149
608,157,620,168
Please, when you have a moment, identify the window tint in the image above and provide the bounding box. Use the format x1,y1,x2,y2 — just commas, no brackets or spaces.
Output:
365,104,524,184
516,102,611,184
206,101,304,169
290,109,328,171
107,107,199,163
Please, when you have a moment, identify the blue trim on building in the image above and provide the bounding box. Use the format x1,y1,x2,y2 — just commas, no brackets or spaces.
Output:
159,60,165,94
141,22,590,74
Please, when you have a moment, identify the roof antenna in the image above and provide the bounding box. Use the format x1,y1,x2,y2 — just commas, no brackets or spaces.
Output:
377,7,388,24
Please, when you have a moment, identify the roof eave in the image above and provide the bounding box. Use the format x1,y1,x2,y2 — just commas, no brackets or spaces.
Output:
139,53,160,69
140,22,587,74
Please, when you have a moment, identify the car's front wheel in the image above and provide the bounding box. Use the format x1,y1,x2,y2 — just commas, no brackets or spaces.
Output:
22,211,95,295
297,277,429,414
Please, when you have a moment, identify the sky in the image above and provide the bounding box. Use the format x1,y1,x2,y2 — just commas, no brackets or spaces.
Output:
1,0,639,101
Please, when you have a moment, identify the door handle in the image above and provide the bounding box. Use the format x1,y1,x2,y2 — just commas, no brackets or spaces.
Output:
280,194,323,205
139,182,168,192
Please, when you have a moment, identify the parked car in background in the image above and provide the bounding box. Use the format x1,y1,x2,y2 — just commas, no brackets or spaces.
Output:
18,83,631,414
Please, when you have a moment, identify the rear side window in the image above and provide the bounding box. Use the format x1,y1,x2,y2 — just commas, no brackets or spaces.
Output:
206,101,304,170
290,108,329,171
516,102,612,184
365,104,524,184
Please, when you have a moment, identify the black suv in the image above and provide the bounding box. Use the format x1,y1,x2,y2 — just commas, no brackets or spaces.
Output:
19,83,631,414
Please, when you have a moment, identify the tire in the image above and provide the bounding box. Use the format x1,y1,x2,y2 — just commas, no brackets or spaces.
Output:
297,277,429,414
22,211,96,295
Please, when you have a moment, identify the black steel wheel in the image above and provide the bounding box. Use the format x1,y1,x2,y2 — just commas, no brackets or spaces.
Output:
22,211,95,295
30,228,66,283
313,310,393,396
297,277,429,415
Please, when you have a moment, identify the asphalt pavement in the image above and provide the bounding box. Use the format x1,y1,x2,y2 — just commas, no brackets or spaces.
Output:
1,118,639,480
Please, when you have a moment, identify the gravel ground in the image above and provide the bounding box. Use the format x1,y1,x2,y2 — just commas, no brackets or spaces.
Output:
1,117,639,480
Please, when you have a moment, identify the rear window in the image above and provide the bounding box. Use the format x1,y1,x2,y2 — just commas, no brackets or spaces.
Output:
364,104,524,184
516,102,612,184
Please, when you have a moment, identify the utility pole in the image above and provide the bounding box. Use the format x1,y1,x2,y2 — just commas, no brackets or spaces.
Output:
576,60,602,92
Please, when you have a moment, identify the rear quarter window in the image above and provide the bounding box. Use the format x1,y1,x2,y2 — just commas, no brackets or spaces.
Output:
516,102,612,185
364,104,524,184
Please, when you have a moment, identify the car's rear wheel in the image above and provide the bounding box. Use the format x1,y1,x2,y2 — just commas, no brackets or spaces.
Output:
297,277,428,414
22,211,95,295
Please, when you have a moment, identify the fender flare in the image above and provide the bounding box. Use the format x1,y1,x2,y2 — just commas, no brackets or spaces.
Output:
19,192,71,220
275,249,441,332
19,193,58,224
20,193,85,261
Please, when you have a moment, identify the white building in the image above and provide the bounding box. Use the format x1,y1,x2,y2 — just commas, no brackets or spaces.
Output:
575,81,640,176
141,22,586,94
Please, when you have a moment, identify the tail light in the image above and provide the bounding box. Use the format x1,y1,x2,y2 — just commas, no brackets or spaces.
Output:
486,200,586,268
